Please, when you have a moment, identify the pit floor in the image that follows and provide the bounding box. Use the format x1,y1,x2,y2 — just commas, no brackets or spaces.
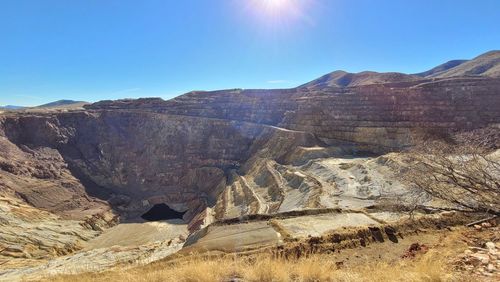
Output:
85,220,188,250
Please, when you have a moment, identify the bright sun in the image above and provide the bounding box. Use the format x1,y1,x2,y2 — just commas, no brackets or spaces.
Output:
266,0,288,9
259,0,294,13
244,0,313,28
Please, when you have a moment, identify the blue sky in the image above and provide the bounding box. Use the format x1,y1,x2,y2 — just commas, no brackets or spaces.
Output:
1,0,499,106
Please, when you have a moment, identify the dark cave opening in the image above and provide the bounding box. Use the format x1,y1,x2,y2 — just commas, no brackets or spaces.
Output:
141,203,187,221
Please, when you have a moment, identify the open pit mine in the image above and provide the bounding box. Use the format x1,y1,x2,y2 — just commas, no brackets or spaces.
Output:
1,50,499,281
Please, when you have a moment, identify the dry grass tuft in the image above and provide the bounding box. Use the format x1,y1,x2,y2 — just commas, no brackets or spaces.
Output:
46,248,470,282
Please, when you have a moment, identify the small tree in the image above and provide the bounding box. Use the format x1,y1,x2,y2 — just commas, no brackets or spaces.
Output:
402,128,500,215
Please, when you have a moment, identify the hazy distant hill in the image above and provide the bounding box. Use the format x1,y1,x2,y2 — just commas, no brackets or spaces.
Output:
1,100,89,113
36,100,87,108
0,105,25,110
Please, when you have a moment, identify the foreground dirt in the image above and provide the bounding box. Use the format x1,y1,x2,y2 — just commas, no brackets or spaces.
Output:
44,221,499,282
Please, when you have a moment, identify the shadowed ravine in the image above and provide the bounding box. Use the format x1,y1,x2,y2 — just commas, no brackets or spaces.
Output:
141,204,187,221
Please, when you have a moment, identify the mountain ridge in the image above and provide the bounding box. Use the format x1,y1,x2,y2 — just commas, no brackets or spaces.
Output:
300,50,500,89
428,50,500,78
413,59,468,77
35,99,87,108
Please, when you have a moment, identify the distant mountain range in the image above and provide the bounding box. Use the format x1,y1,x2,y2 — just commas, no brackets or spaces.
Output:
0,105,25,110
2,50,500,109
0,100,87,111
301,50,500,88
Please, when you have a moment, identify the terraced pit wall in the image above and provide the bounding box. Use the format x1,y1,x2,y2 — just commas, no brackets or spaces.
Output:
0,77,499,231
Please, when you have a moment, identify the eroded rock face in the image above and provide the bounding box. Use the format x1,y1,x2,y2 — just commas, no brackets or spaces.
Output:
86,78,500,149
0,132,112,220
0,195,115,265
286,78,500,148
0,110,319,225
1,77,499,225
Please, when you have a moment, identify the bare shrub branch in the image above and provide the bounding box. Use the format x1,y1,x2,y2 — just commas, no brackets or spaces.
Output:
402,128,500,215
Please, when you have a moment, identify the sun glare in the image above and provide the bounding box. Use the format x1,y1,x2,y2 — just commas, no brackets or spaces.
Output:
265,0,288,10
257,0,294,14
245,0,314,28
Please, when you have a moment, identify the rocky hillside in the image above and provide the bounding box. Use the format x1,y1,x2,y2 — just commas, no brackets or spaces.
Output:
413,59,468,77
425,50,500,78
299,70,419,88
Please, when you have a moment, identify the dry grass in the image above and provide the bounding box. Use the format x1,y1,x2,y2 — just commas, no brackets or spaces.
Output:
43,224,483,282
46,249,470,282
